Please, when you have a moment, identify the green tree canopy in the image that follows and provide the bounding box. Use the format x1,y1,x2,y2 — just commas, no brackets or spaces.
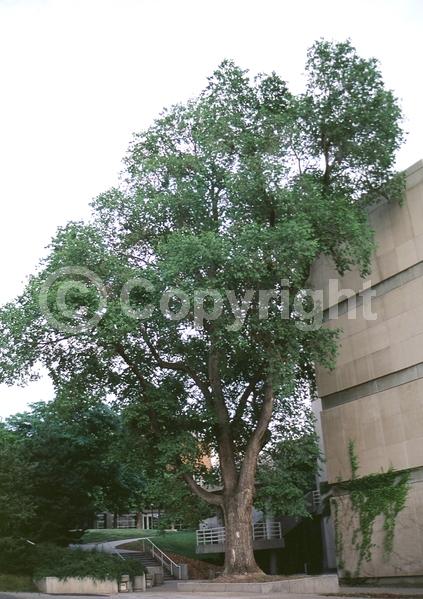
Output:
0,39,404,573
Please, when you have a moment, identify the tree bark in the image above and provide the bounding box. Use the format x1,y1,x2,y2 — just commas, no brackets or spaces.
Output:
222,487,261,575
220,382,274,575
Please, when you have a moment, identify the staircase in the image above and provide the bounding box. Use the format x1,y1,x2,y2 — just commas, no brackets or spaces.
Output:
118,550,176,581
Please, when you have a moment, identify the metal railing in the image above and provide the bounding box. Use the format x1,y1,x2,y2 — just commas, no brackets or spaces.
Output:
196,520,282,546
253,520,282,540
312,489,321,510
196,526,226,546
140,537,186,580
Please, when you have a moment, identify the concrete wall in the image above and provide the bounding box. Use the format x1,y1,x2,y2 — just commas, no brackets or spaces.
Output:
322,378,423,482
333,477,423,579
311,160,423,313
311,159,423,579
35,576,119,594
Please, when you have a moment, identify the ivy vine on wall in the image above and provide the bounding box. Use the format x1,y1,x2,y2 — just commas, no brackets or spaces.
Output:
332,440,410,578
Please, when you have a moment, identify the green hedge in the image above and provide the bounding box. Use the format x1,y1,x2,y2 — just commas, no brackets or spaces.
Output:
0,538,34,575
0,537,144,581
0,574,38,592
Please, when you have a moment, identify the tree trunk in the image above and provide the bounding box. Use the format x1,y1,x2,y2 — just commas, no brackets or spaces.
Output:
183,366,274,576
222,488,262,575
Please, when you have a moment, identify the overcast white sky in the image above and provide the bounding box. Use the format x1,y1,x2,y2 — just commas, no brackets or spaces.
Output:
0,0,422,419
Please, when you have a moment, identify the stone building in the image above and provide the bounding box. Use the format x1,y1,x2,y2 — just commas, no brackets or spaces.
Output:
311,160,423,581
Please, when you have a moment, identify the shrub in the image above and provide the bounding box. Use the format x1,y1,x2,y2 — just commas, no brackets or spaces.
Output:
0,538,35,575
0,538,144,581
0,574,37,592
33,546,144,581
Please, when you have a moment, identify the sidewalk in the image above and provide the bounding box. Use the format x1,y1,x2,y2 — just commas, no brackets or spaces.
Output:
73,538,145,553
333,587,423,596
2,582,423,599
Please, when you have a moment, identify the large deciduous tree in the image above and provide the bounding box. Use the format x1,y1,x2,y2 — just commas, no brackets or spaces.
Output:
0,40,403,573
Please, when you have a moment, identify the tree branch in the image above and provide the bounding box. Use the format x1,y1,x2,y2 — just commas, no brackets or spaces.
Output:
208,347,238,491
114,342,148,390
141,331,211,400
239,381,274,490
182,473,223,506
232,379,258,427
114,342,161,435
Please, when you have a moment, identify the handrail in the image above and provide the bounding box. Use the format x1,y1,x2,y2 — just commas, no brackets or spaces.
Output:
196,526,225,545
253,521,282,540
196,520,282,546
140,537,186,580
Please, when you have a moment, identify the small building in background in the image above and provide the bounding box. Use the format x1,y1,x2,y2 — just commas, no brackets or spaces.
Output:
94,509,162,530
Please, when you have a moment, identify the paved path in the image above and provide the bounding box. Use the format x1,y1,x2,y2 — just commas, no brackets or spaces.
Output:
73,538,146,553
2,582,423,599
10,539,423,599
340,587,423,595
0,591,394,599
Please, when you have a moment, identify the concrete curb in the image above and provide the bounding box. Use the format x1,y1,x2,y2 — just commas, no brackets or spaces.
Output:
177,574,339,594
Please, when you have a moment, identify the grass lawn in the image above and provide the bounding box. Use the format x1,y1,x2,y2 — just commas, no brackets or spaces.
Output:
81,528,160,544
0,575,37,592
81,528,223,566
118,531,224,566
126,531,198,559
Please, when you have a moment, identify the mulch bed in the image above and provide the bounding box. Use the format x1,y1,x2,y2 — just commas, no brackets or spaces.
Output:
164,551,220,580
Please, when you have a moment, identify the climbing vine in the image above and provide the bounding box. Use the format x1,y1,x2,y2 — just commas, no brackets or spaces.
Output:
333,440,410,577
332,497,345,571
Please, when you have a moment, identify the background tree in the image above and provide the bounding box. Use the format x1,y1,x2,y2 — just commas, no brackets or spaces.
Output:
0,396,145,544
121,398,215,530
0,421,35,537
255,396,320,518
0,40,403,573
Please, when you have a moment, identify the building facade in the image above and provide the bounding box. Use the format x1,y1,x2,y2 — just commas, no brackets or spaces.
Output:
94,509,161,530
311,160,423,581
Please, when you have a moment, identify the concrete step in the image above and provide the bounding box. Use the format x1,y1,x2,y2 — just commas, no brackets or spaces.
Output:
117,551,175,580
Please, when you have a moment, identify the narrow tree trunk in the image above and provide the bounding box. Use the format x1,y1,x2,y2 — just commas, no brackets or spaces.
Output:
222,488,262,575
